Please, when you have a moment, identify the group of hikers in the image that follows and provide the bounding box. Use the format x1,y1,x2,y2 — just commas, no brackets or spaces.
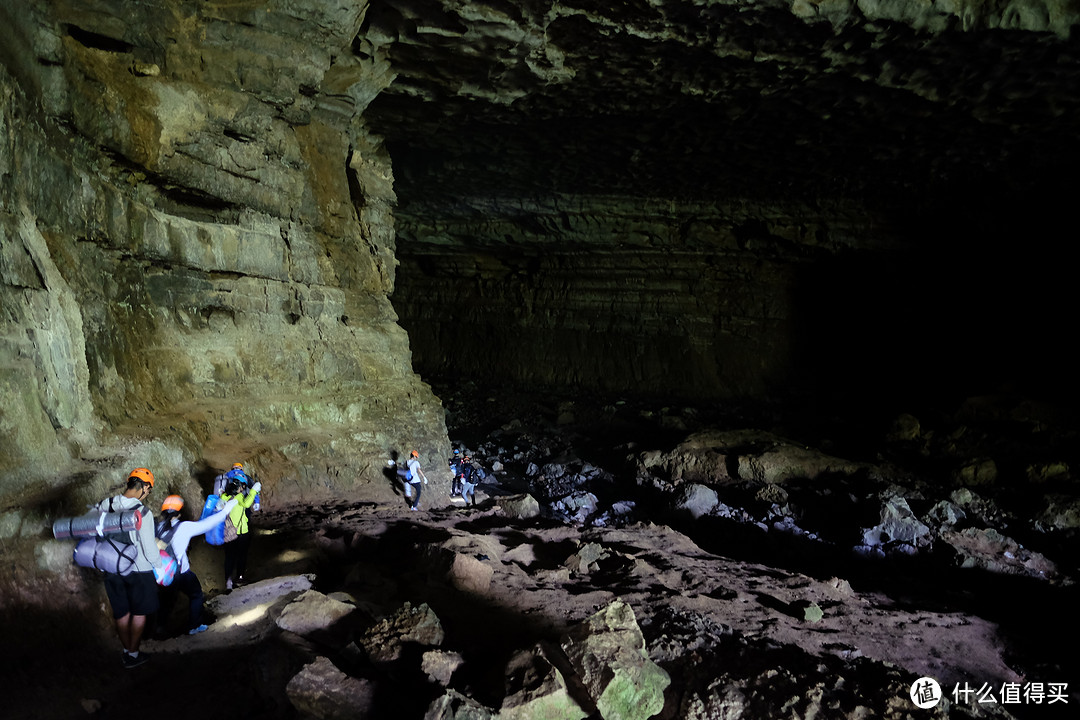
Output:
387,447,485,510
448,448,483,506
96,449,485,669
91,464,260,669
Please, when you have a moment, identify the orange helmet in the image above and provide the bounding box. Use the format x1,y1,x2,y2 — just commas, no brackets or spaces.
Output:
410,450,419,458
232,463,244,469
161,495,184,513
129,467,155,487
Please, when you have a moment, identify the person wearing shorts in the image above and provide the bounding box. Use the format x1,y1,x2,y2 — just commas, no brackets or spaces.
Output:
94,468,163,669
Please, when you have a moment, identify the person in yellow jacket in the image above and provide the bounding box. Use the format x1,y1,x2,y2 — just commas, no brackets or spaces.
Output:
220,477,260,590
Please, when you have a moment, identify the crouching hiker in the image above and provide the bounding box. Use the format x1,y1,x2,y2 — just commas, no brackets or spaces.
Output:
95,468,162,669
155,493,239,636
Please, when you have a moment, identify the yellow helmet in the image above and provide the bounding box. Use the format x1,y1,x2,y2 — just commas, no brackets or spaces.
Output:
129,467,155,487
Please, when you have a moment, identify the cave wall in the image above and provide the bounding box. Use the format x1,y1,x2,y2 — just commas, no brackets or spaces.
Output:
365,0,1080,409
0,1,450,528
3,0,1079,539
391,194,906,402
391,184,1079,409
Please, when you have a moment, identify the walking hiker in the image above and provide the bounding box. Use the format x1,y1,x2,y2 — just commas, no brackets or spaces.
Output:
155,494,239,636
94,467,162,669
405,449,428,511
220,477,261,589
459,455,479,506
448,448,463,497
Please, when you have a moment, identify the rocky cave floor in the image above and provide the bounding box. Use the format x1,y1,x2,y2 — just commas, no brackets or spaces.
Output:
6,385,1080,720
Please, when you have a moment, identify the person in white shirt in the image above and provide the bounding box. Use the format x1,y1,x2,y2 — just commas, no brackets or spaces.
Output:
405,449,428,511
94,467,163,669
155,493,239,635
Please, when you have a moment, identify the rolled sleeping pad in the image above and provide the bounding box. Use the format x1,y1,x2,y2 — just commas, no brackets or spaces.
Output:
73,537,138,575
53,509,142,540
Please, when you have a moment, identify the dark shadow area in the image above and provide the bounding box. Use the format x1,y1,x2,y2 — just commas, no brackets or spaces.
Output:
788,176,1079,424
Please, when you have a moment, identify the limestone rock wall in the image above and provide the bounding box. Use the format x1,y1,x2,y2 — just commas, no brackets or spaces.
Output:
0,1,448,521
367,0,1080,406
391,193,912,402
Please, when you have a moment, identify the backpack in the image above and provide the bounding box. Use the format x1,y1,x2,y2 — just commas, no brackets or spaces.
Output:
153,519,181,586
155,519,180,560
222,509,239,543
200,494,226,546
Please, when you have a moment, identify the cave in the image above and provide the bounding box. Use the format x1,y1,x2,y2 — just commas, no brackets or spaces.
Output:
1,1,1078,719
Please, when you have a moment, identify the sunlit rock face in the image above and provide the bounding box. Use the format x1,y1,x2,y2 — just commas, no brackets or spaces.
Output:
0,1,448,509
3,0,1080,512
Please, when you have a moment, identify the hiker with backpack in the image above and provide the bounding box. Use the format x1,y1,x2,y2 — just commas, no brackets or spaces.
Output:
220,476,261,589
155,493,239,636
224,462,261,511
458,455,481,506
93,467,163,669
405,449,428,511
448,448,463,497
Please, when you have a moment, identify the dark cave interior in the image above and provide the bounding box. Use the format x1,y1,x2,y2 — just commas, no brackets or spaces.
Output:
5,3,1080,718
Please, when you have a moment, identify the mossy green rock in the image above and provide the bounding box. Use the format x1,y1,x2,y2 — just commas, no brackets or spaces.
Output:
560,600,670,720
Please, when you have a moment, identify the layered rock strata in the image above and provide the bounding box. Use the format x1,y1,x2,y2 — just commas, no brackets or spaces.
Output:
0,2,448,518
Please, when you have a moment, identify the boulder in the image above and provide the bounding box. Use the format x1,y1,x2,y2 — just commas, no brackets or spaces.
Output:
498,645,588,720
203,574,315,643
552,491,599,524
276,589,355,638
423,649,466,686
923,500,967,530
426,689,494,720
497,494,541,520
941,527,1058,579
861,496,932,550
954,458,998,486
358,601,445,664
560,600,670,720
886,413,921,442
738,442,866,485
1035,495,1080,531
564,542,608,574
674,483,719,519
445,552,495,595
286,656,376,719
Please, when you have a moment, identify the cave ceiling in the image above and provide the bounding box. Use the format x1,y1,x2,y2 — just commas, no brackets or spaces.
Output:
359,0,1080,228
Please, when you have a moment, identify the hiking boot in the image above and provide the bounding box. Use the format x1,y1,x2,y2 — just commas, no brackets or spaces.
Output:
123,652,150,669
188,624,208,635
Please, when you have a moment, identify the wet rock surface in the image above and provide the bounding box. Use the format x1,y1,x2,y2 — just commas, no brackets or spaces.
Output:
5,387,1079,719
